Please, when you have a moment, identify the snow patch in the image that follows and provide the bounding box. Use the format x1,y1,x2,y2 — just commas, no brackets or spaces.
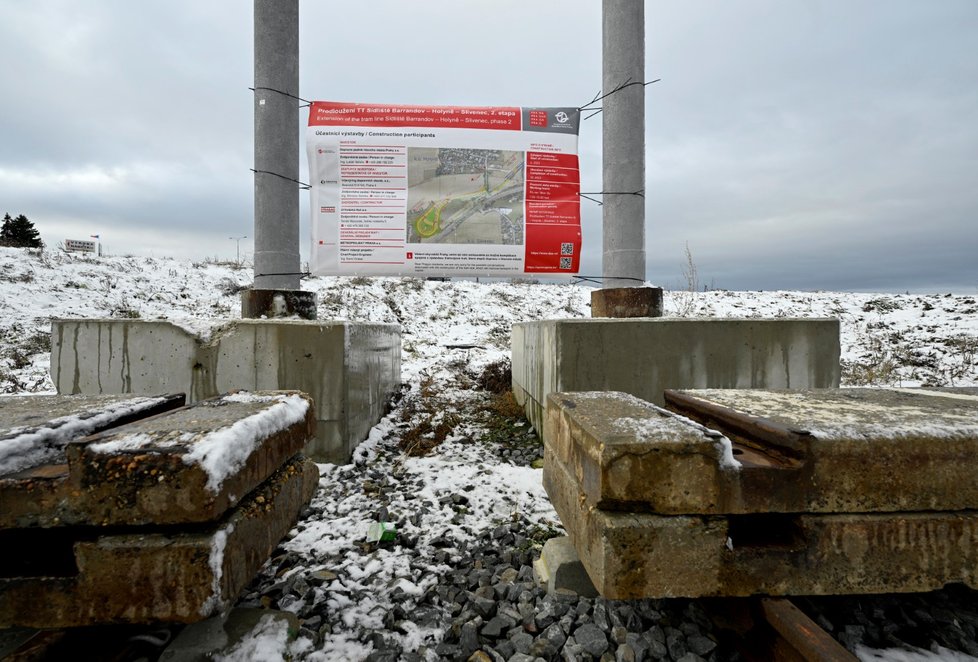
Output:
213,612,290,662
200,523,233,617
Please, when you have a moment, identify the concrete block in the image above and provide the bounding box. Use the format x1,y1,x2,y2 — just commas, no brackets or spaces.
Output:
241,288,317,319
1,392,315,528
532,536,598,598
0,457,319,627
544,450,978,599
590,287,663,318
50,319,401,463
512,318,840,439
544,391,731,514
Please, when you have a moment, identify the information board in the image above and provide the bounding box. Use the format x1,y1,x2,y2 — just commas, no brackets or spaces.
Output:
307,102,581,277
64,239,97,253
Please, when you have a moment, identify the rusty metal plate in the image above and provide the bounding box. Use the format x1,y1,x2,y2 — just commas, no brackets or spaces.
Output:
0,391,314,527
0,456,319,628
544,449,978,599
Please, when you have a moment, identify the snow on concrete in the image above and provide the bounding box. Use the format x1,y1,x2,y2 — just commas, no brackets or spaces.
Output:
200,522,233,617
676,388,978,443
88,392,309,492
0,395,169,475
183,392,309,492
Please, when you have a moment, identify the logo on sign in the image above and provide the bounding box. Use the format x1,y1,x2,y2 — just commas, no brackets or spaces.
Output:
555,111,570,124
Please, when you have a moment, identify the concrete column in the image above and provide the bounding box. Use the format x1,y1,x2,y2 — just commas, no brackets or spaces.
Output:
602,0,645,288
254,0,300,291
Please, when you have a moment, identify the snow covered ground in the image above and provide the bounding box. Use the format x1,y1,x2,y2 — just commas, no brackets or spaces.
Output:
2,245,978,661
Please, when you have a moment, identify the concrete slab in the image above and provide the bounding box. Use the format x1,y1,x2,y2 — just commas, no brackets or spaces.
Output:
544,450,978,599
544,391,734,515
50,319,401,463
0,456,319,628
0,393,185,476
0,391,314,527
512,318,840,439
664,387,978,514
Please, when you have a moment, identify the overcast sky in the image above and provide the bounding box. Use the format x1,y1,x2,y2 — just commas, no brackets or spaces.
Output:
1,1,976,293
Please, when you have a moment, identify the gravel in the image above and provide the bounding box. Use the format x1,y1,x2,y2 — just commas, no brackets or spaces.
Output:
229,331,978,661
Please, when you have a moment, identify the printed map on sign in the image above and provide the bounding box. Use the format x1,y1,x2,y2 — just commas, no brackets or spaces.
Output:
406,148,524,245
307,102,580,278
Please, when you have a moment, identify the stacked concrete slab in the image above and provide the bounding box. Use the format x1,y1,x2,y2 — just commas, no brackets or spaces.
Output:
50,319,401,463
0,391,319,627
512,318,840,439
544,387,978,599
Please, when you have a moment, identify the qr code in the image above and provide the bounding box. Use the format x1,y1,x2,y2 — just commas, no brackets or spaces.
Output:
559,257,572,270
560,242,574,255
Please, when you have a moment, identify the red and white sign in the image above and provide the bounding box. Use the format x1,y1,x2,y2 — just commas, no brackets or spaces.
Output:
307,101,581,277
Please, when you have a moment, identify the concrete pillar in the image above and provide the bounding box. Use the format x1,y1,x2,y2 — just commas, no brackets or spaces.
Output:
253,0,300,292
602,0,645,288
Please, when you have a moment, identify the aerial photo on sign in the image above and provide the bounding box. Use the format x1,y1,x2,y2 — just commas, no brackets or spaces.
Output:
406,148,525,246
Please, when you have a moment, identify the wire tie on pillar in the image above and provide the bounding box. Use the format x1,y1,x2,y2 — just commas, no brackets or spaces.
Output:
572,275,647,284
250,86,312,108
578,190,645,206
578,78,661,120
250,169,311,190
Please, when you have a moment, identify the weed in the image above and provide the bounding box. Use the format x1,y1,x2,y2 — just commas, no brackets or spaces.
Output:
216,277,249,297
398,412,461,456
399,277,425,292
671,242,699,317
397,372,461,456
1,325,50,371
841,333,901,386
862,297,902,314
476,359,512,394
110,295,140,319
320,289,344,310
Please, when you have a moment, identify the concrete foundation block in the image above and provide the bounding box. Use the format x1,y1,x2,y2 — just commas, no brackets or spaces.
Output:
241,288,317,320
50,319,401,463
590,287,663,318
512,318,840,439
532,536,598,598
